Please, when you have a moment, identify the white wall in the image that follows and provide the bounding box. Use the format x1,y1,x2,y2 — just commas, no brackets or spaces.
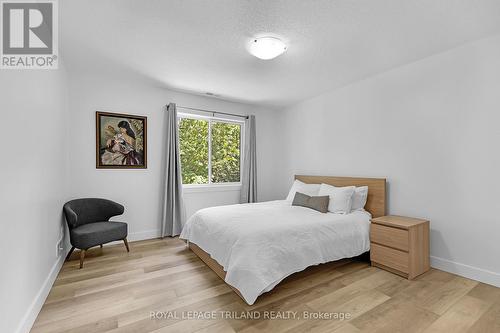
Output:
68,74,283,240
0,68,69,333
280,34,500,286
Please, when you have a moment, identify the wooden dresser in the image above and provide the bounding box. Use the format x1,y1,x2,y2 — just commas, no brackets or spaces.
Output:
370,215,430,279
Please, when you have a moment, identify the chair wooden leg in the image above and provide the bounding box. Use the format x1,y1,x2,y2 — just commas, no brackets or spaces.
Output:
100,244,103,248
123,238,130,252
66,246,75,261
79,249,86,269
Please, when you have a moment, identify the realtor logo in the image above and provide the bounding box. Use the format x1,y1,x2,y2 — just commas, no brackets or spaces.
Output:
1,0,58,69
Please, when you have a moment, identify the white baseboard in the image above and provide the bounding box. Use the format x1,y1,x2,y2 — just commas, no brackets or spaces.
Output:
16,251,68,333
431,256,500,287
128,229,161,241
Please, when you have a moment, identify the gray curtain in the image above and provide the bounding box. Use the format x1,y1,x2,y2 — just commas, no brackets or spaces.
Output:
240,115,257,203
161,103,185,237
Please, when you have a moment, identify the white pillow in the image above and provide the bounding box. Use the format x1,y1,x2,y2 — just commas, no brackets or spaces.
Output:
285,180,320,202
351,186,369,212
318,184,356,214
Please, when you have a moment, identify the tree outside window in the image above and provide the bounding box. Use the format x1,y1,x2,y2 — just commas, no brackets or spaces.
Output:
178,116,242,185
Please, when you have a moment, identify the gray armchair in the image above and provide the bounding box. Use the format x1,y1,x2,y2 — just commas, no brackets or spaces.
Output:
63,198,129,268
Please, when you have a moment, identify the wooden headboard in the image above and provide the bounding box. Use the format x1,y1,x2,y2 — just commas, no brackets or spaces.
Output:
295,175,386,218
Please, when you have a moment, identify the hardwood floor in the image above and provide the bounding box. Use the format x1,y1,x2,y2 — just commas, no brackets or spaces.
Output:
31,238,500,333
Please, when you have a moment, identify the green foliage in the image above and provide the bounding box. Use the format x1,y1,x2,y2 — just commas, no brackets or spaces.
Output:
211,121,241,183
178,118,241,185
179,118,209,184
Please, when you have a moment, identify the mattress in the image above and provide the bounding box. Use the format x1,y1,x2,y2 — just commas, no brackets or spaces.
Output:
179,200,371,305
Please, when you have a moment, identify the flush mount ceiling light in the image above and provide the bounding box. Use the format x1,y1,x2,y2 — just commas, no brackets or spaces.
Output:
249,37,287,60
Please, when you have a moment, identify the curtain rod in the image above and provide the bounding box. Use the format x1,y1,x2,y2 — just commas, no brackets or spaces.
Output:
177,105,249,119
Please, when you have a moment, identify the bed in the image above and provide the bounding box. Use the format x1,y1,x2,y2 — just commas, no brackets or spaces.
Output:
180,175,386,305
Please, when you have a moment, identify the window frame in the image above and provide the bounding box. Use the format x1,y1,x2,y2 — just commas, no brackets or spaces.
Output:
177,112,245,189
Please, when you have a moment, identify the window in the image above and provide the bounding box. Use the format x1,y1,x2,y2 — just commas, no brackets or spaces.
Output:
178,114,243,186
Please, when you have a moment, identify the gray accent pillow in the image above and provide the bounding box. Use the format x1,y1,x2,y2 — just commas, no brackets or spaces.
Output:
292,192,330,213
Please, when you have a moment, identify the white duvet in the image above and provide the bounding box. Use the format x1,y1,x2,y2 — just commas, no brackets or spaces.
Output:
180,200,371,305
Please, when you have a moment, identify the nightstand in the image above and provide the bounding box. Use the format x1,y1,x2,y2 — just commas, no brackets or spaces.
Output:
370,215,430,279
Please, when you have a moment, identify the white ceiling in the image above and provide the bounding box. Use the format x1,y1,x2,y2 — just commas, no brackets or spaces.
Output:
61,0,500,107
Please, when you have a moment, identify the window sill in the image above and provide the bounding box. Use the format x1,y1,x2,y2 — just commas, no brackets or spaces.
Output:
183,184,242,194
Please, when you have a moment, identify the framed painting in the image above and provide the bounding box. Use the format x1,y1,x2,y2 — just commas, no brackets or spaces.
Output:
96,111,147,169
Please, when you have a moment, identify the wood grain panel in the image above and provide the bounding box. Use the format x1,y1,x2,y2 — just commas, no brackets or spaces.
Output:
408,221,430,279
371,243,409,273
371,215,428,229
370,216,430,280
370,223,409,252
295,175,386,217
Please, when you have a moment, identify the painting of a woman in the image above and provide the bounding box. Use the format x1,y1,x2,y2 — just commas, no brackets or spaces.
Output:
96,112,147,168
